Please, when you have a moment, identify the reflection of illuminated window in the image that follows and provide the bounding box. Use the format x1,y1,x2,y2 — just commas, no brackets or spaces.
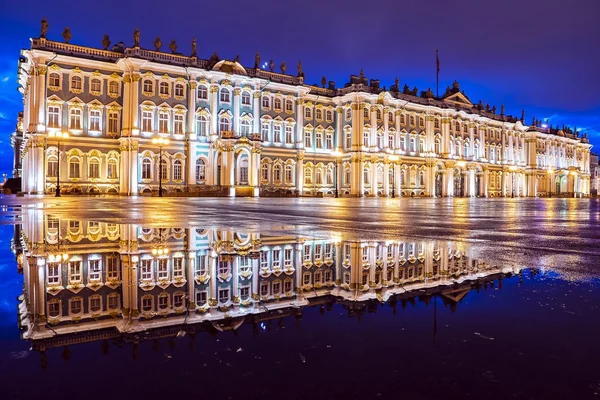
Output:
314,271,322,284
303,272,311,285
272,280,281,295
140,259,153,281
90,295,102,313
284,279,292,293
107,293,120,310
284,249,292,266
142,296,153,312
272,250,280,268
173,293,184,309
362,247,369,262
107,256,119,280
195,291,207,306
89,258,101,281
260,282,270,296
158,259,169,280
195,255,206,276
314,244,322,260
48,300,61,318
172,257,184,278
260,252,268,269
325,270,332,282
218,288,229,303
343,272,350,284
158,294,169,310
69,261,82,283
303,244,311,261
69,220,80,234
47,263,60,285
240,286,250,300
69,297,82,315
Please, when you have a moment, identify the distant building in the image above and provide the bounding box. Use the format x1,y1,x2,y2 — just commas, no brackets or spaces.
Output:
590,153,599,196
15,25,593,197
10,112,23,178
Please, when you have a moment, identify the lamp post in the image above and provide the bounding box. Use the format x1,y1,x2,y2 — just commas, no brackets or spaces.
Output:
331,151,342,198
48,131,69,197
509,165,517,198
389,155,400,198
152,137,169,197
547,169,553,198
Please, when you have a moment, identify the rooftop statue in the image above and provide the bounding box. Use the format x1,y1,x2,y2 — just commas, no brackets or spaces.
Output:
40,17,48,38
403,84,410,95
62,27,72,44
359,68,364,79
154,37,162,51
191,38,197,57
254,52,261,69
491,105,496,114
321,76,327,88
297,60,304,78
208,51,220,68
394,77,399,89
501,104,505,116
280,61,286,74
102,34,110,50
133,28,140,47
169,40,177,53
268,59,275,72
233,54,240,63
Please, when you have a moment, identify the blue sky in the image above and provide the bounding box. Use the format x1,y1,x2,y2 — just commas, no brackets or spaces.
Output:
1,0,599,176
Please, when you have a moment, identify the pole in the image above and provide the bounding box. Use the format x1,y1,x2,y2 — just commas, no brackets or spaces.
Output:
158,146,163,197
391,163,395,198
334,157,339,198
511,173,515,198
55,138,61,197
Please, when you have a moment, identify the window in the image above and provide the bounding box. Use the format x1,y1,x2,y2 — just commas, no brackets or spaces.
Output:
218,288,229,303
305,108,312,119
107,256,119,280
326,110,333,122
364,107,369,119
172,257,184,279
196,291,208,306
48,300,61,317
260,251,268,269
160,158,168,181
90,78,101,94
262,96,270,109
89,110,101,131
285,164,293,183
261,163,269,181
238,119,250,136
197,85,207,100
274,98,282,110
159,81,170,97
304,166,312,184
49,72,60,88
142,110,153,132
70,297,82,315
326,166,333,184
260,281,270,296
273,125,282,143
196,159,206,182
108,80,119,96
107,293,120,310
346,108,351,120
173,159,182,180
285,99,293,112
389,112,395,123
69,260,82,283
419,138,425,153
47,263,60,285
363,168,370,185
175,83,184,98
272,249,281,268
174,292,185,309
142,158,152,179
304,131,312,148
108,111,119,134
220,88,230,103
273,280,281,295
140,259,153,281
316,132,323,148
240,286,250,300
344,167,350,185
283,125,293,144
70,75,82,91
435,139,441,154
363,132,369,147
173,113,184,135
410,115,415,125
90,295,102,313
315,167,323,184
242,92,251,105
326,133,333,150
261,123,270,141
303,272,311,286
284,248,293,266
89,159,100,178
196,115,208,136
376,109,382,121
377,134,383,149
48,106,60,128
345,130,352,149
314,244,322,260
47,157,58,178
69,158,80,178
143,80,155,96
316,109,323,120
409,137,416,152
70,108,82,130
219,117,230,132
142,296,153,312
157,258,168,280
158,112,169,133
388,134,395,149
325,243,332,259
273,164,281,182
303,244,311,261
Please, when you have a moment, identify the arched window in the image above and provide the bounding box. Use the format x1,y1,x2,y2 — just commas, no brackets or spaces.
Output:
377,133,383,149
241,91,251,105
388,134,395,149
345,130,352,149
219,117,230,132
377,167,383,185
418,138,425,153
143,79,154,94
274,98,282,110
409,137,416,152
69,157,81,178
326,166,334,185
49,72,60,88
474,144,479,159
388,168,394,185
47,156,58,177
316,109,323,120
363,131,369,147
107,159,118,179
419,171,425,186
273,164,281,182
285,164,293,183
196,115,208,136
197,85,207,100
464,142,469,158
376,109,382,120
88,159,100,179
220,88,230,103
273,125,282,143
304,166,312,184
142,158,152,179
195,159,206,182
90,78,101,93
363,107,369,119
174,83,184,98
315,167,323,184
344,166,351,185
108,81,119,96
262,96,270,108
173,159,182,180
239,157,249,184
71,75,82,91
410,115,415,125
240,119,251,136
345,108,351,120
261,122,270,141
326,110,333,122
434,138,441,154
285,99,293,112
261,163,269,182
160,157,168,181
363,167,370,185
159,81,170,96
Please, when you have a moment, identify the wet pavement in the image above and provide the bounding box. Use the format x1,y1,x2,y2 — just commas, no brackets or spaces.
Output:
0,197,598,399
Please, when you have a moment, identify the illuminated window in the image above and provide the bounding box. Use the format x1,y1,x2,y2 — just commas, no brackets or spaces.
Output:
69,108,82,130
285,164,293,183
108,293,120,310
142,158,152,179
88,159,100,179
158,111,169,133
47,157,58,178
69,297,82,315
90,78,101,94
219,117,230,132
108,80,119,97
218,288,229,303
305,108,312,119
70,75,82,91
159,81,170,97
69,158,80,178
241,91,251,105
174,83,184,98
174,114,184,135
197,85,207,100
304,131,312,148
315,109,323,120
89,110,101,132
108,111,119,134
143,79,154,95
196,115,208,136
141,110,153,132
49,72,60,88
89,295,102,313
273,125,282,143
196,159,206,182
173,160,182,180
285,99,293,112
48,299,61,317
285,125,293,144
262,96,270,109
326,110,333,122
47,263,60,285
220,88,230,103
274,98,282,110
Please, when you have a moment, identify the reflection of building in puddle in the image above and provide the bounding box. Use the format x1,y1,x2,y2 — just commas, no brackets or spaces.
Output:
16,213,520,358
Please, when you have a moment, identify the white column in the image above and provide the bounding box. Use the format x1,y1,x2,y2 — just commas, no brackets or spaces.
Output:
469,123,475,158
296,100,304,148
383,107,389,150
383,162,390,196
233,88,241,133
210,85,218,135
253,92,260,134
335,107,343,150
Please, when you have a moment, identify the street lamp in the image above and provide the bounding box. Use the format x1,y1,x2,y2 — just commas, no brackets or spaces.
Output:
48,131,69,197
389,155,400,198
509,165,517,198
547,169,553,198
331,150,342,198
152,137,169,197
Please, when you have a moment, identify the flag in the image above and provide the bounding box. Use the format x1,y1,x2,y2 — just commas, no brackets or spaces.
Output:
436,50,440,74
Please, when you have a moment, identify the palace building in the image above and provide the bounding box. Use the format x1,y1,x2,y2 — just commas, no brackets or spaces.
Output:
15,22,593,197
16,212,520,355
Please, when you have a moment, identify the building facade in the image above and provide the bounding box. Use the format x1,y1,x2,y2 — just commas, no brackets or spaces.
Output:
15,28,593,197
17,212,520,353
590,153,599,196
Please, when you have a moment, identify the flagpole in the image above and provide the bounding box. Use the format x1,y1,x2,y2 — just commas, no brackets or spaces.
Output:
436,49,439,99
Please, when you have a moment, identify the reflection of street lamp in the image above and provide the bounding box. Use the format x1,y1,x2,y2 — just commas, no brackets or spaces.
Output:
48,131,69,197
509,165,517,198
547,169,553,198
152,137,169,197
389,155,400,198
331,151,342,198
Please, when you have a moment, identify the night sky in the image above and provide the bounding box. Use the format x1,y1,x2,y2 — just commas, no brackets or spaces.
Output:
1,0,599,176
